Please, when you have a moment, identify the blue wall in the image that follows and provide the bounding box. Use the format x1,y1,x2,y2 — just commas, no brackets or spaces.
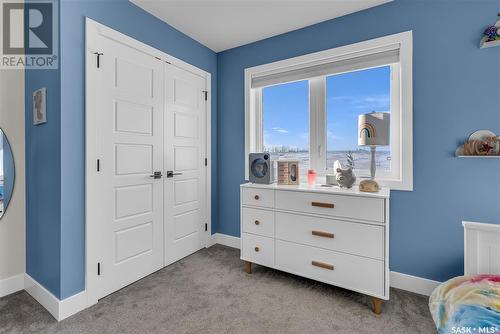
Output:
25,66,62,297
26,0,217,300
217,0,500,282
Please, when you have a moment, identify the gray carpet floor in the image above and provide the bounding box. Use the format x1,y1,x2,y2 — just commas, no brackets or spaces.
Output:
0,245,437,334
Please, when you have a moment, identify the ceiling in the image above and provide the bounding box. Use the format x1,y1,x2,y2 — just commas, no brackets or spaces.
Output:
130,0,392,52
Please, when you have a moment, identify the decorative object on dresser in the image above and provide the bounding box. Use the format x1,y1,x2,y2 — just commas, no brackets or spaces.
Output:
335,165,356,189
358,180,379,193
358,112,390,191
240,183,390,314
249,153,274,184
455,130,500,158
277,160,299,185
325,173,338,186
480,13,500,49
307,169,317,186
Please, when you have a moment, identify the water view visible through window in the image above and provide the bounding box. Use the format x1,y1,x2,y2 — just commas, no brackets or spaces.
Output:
326,66,391,172
262,66,391,175
263,80,310,173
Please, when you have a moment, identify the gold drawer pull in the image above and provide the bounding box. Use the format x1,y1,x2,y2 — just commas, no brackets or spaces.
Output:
311,260,334,270
254,247,260,252
311,201,334,209
312,230,334,238
254,195,260,200
254,220,260,225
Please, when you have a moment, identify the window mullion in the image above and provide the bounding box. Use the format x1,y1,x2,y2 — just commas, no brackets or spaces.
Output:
309,77,327,172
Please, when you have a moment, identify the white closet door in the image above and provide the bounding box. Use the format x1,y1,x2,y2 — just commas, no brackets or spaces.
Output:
164,65,207,266
93,34,164,299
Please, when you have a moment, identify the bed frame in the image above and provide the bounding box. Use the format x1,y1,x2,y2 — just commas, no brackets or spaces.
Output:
463,221,500,275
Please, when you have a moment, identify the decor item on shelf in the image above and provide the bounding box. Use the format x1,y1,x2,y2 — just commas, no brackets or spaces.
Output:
335,163,356,189
249,153,274,184
480,13,500,49
277,160,299,185
456,130,500,157
33,87,47,125
307,169,317,186
358,112,390,191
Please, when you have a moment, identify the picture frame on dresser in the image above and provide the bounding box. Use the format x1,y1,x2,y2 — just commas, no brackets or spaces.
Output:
240,183,390,314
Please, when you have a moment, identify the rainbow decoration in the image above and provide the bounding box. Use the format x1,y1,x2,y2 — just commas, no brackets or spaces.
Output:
359,123,376,139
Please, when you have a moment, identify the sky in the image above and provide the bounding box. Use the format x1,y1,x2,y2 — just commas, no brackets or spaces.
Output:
263,65,391,151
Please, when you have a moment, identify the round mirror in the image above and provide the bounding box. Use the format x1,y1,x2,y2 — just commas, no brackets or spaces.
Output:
0,128,15,219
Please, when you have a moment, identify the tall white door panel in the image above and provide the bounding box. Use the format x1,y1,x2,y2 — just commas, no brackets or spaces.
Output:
91,34,164,299
164,65,207,266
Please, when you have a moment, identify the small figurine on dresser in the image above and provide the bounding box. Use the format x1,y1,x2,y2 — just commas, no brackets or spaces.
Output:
335,163,356,188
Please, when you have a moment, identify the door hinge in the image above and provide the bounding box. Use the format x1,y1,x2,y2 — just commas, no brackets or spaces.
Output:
97,159,100,172
154,56,171,64
205,223,208,232
205,158,207,166
97,262,101,276
94,52,104,68
203,90,208,101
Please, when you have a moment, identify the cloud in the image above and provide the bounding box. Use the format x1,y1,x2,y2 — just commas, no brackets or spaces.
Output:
271,127,289,134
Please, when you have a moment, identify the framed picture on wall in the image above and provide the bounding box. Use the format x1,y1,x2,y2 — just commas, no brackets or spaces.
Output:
33,88,47,125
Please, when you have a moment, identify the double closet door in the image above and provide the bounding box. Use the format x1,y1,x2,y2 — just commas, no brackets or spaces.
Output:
88,30,208,300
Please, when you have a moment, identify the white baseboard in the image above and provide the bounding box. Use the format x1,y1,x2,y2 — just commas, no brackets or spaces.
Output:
211,233,241,249
0,273,25,298
390,271,440,296
211,233,441,296
24,274,88,321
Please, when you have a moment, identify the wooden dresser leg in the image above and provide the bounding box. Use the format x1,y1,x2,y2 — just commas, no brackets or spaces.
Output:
244,261,252,274
372,297,382,315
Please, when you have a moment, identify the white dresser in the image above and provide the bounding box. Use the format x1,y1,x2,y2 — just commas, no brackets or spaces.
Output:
240,183,390,314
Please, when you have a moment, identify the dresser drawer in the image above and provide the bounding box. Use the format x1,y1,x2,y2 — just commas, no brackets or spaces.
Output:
276,212,384,260
241,233,274,267
275,190,385,223
242,207,275,237
276,240,385,297
241,187,274,208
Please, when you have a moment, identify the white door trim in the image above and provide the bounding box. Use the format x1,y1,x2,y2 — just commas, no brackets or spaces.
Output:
85,17,212,307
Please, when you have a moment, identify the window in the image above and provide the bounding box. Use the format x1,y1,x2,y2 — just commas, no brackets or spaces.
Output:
326,66,393,176
245,32,413,190
263,80,310,174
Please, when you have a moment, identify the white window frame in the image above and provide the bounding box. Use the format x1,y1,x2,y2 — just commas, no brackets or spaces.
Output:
245,31,413,191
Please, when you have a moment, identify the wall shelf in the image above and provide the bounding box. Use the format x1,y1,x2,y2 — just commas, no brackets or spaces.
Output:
480,18,500,49
480,39,500,49
456,155,500,158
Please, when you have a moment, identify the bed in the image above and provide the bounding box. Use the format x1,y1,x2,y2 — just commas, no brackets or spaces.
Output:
429,222,500,334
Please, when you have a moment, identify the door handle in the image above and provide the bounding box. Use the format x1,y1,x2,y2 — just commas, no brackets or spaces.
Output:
166,171,182,178
150,171,163,179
